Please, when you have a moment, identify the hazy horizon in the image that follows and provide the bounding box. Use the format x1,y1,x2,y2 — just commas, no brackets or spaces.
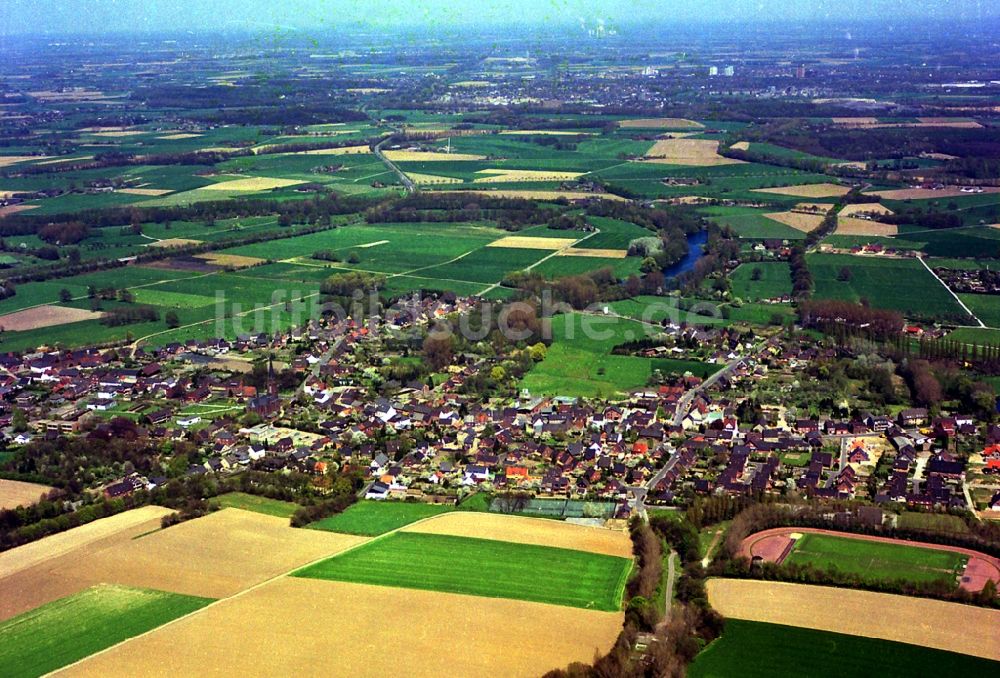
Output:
2,0,999,37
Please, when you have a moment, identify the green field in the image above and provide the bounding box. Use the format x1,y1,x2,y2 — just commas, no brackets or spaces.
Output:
689,619,999,678
807,253,970,321
730,262,792,300
0,585,212,678
309,500,455,535
958,293,1000,328
210,492,299,518
784,533,967,585
521,312,718,398
700,206,806,240
294,531,632,611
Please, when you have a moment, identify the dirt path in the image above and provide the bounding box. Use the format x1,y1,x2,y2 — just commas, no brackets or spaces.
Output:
917,254,984,327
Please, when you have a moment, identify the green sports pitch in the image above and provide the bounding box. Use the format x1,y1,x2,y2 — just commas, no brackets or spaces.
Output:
783,533,967,585
294,531,632,611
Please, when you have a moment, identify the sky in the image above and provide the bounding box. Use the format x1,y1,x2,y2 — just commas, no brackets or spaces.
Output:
1,0,999,36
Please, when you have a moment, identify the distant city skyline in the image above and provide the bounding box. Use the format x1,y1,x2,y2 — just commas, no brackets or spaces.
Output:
2,0,999,36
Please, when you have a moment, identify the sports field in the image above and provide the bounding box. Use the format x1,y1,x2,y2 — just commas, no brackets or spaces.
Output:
309,500,455,535
0,584,211,678
784,533,967,584
295,531,632,611
689,619,1000,678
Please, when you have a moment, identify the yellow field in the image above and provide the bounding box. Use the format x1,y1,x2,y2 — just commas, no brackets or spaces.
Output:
117,188,172,196
641,139,743,166
296,145,371,155
156,133,201,140
754,182,850,198
201,176,304,191
499,130,596,136
35,155,93,165
408,172,464,185
403,511,632,558
384,150,486,161
619,118,704,129
436,189,626,202
472,169,584,183
764,211,825,232
866,187,1000,200
557,248,629,259
147,237,201,247
486,236,577,250
730,141,750,151
0,479,54,510
707,579,1000,661
0,155,48,168
835,217,898,236
839,202,894,217
89,130,145,137
0,305,105,332
194,252,266,268
0,204,38,216
58,578,622,678
0,508,364,621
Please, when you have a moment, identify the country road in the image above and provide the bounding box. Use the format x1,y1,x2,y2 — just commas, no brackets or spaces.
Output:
373,136,415,193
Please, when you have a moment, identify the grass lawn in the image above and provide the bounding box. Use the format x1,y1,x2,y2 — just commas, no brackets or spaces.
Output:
294,531,632,611
688,619,999,678
210,492,299,519
784,533,967,585
0,584,212,678
308,500,455,536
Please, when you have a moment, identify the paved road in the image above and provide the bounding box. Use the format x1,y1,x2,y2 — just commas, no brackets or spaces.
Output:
373,136,415,193
656,550,678,629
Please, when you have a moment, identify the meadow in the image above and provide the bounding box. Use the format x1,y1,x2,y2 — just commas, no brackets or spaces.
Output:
294,531,632,611
807,253,970,320
784,533,967,585
698,206,807,240
521,312,717,398
0,584,211,678
309,500,455,536
210,492,299,519
729,262,792,300
688,619,999,678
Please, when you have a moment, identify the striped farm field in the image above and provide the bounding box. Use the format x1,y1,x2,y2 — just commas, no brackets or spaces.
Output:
0,584,211,678
309,500,455,536
294,531,633,611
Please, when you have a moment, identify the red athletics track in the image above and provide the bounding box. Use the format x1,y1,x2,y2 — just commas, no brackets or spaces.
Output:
740,527,1000,593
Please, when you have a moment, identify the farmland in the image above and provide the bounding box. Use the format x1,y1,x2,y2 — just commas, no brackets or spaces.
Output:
521,312,718,398
706,579,1000,660
730,263,792,300
295,531,632,611
0,584,211,678
807,253,971,320
309,500,455,535
0,479,54,510
209,492,299,518
784,533,967,585
689,619,1000,678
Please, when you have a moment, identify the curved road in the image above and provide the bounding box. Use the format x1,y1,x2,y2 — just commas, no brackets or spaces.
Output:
373,136,415,193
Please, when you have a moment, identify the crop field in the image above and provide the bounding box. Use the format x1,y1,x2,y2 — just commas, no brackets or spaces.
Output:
689,619,1000,678
0,479,54,510
0,508,364,620
522,312,717,397
698,206,806,240
0,584,212,678
618,118,704,129
533,253,641,279
59,577,624,678
730,262,792,300
295,531,632,611
583,217,652,248
835,216,898,236
0,305,106,331
641,138,742,166
402,512,633,558
209,492,299,518
487,235,577,250
309,500,456,535
957,294,1000,327
784,533,966,585
807,253,969,320
606,296,727,326
753,182,850,198
763,210,825,232
706,579,1000,661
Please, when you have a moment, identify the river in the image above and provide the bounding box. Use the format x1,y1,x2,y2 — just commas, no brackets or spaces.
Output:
663,230,708,279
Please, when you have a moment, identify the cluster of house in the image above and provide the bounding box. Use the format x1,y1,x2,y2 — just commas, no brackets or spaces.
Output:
3,290,999,518
932,267,1000,295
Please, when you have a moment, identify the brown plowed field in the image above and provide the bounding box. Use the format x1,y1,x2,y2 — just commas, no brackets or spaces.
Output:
707,579,1000,661
57,578,623,678
0,479,54,509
